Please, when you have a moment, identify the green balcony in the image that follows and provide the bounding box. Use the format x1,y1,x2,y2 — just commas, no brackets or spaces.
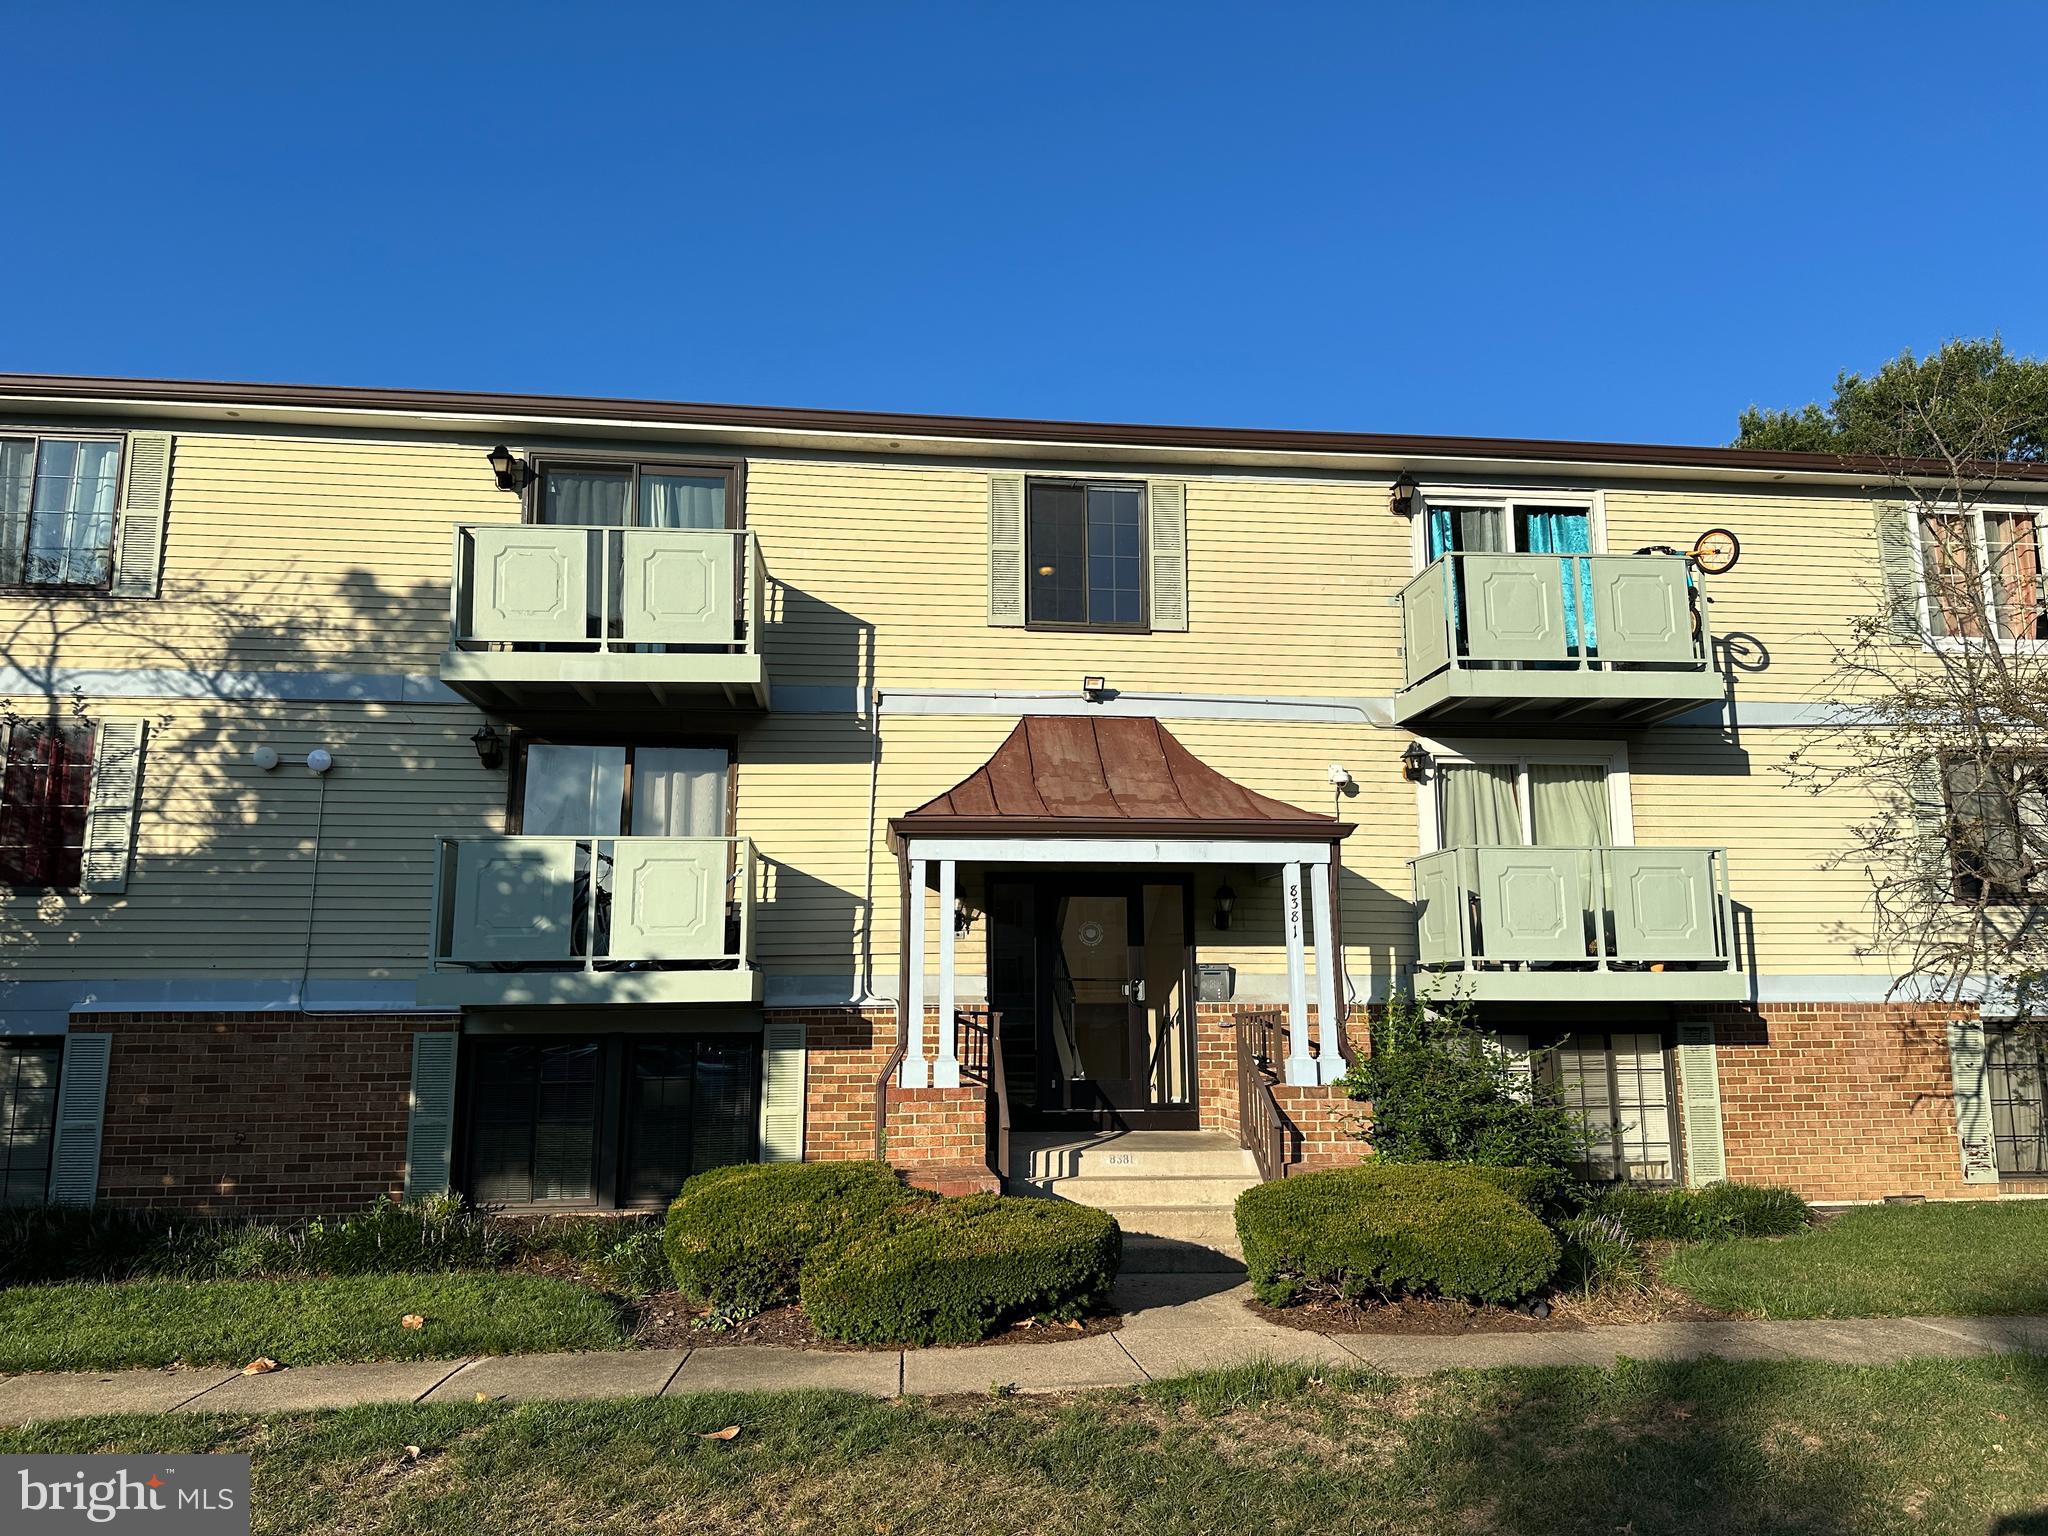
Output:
418,835,762,1007
439,524,769,711
1409,843,1747,1002
1394,553,1725,725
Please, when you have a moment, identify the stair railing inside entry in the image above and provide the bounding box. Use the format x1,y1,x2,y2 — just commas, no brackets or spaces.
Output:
1235,1010,1290,1182
955,1007,1011,1184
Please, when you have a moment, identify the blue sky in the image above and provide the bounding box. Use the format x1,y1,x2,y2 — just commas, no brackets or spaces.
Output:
4,2,2042,444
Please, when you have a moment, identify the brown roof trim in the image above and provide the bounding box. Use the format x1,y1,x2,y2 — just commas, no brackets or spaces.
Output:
888,816,1354,843
1,372,2039,482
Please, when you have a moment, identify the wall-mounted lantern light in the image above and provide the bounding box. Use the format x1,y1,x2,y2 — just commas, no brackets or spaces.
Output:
471,724,506,771
1213,883,1236,931
1389,471,1420,519
485,445,528,493
953,897,977,936
1400,741,1433,783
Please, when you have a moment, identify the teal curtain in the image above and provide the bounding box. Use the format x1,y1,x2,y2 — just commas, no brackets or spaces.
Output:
1523,508,1594,652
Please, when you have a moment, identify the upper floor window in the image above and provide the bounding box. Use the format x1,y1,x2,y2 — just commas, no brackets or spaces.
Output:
0,719,93,889
513,740,732,839
0,436,122,589
1944,754,2048,903
1915,507,2047,643
536,460,736,530
1433,750,1619,850
1423,497,1594,563
1028,478,1145,629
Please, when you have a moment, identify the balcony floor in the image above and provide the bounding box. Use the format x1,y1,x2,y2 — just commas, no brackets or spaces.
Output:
1392,666,1723,727
416,967,765,1008
438,649,769,712
1413,966,1750,1003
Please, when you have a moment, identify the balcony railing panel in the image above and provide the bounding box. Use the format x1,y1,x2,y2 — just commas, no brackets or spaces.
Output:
1397,551,1711,682
429,835,755,973
449,525,760,655
1409,844,1740,997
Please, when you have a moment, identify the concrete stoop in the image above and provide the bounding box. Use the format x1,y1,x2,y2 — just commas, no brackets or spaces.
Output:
1008,1130,1257,1274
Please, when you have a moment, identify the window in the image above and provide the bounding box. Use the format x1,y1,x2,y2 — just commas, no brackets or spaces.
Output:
0,720,94,889
462,1033,760,1208
513,740,731,838
1435,757,1616,850
1423,497,1595,563
0,436,122,588
1914,507,2048,643
1027,479,1145,628
1943,755,2048,903
1987,1026,2047,1177
1534,1032,1678,1183
0,1039,61,1204
536,460,736,529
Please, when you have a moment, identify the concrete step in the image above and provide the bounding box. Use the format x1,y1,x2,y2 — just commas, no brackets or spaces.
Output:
1114,1207,1247,1272
1012,1131,1256,1181
1009,1172,1262,1206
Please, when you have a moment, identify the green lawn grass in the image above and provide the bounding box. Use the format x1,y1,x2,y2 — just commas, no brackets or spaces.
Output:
5,1359,2047,1535
1663,1199,2048,1318
0,1273,630,1372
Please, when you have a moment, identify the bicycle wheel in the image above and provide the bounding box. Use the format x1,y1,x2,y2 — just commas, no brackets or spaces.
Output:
1691,528,1740,574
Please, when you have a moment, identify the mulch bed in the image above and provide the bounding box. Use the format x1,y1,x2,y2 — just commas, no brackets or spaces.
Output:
1248,1283,1731,1335
633,1295,1122,1352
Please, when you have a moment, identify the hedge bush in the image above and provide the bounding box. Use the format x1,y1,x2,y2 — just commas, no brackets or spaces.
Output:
0,1196,508,1287
1593,1181,1811,1243
1236,1162,1560,1307
800,1194,1120,1345
662,1160,927,1314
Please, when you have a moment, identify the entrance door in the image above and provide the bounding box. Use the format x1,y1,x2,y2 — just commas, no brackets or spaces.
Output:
990,875,1195,1130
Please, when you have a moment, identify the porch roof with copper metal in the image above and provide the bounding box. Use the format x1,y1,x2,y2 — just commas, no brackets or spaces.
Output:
888,716,1353,845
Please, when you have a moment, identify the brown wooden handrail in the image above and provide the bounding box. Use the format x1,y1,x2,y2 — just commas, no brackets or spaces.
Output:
1235,1010,1290,1182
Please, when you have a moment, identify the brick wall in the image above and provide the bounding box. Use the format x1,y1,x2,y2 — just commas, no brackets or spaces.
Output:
85,1012,455,1217
1695,1002,1989,1204
1271,1083,1372,1170
787,1007,899,1162
881,1084,987,1166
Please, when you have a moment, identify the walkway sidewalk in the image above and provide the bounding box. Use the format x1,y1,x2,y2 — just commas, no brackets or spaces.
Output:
5,1275,2046,1426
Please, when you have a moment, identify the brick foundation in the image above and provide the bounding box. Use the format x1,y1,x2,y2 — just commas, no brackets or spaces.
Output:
1271,1084,1372,1170
85,1012,454,1217
1695,1002,1989,1204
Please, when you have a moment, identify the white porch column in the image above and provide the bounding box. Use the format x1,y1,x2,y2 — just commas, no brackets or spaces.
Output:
1309,860,1343,1085
933,858,960,1087
901,857,930,1087
1282,860,1317,1085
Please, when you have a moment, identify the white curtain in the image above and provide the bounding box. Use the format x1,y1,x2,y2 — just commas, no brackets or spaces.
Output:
540,467,630,525
1529,764,1611,845
1440,764,1521,847
640,473,727,530
521,745,627,835
630,748,729,837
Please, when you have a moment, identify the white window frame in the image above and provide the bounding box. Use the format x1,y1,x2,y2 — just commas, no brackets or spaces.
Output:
0,429,126,591
1411,736,1635,854
1908,501,2048,653
1408,486,1607,574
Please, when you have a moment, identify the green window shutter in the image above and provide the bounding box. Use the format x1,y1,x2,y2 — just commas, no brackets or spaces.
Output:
1908,755,1953,897
47,1033,112,1207
1675,1021,1727,1187
82,719,146,894
759,1022,808,1162
1491,1031,1533,1102
987,472,1026,626
1147,480,1189,631
1947,1020,2001,1183
1873,503,1921,642
111,432,173,598
403,1032,459,1198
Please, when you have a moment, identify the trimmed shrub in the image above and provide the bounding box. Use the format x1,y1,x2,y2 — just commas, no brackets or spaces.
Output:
800,1194,1120,1345
1556,1212,1651,1298
1459,1163,1573,1217
0,1197,507,1287
1236,1162,1560,1307
1593,1181,1811,1243
662,1160,927,1313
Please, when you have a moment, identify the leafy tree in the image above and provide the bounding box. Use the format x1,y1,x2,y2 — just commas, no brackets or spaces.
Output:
1341,991,1591,1171
1735,337,2048,463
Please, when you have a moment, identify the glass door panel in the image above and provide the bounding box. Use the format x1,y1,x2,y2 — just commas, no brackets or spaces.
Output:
1142,883,1191,1107
1054,893,1135,1100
